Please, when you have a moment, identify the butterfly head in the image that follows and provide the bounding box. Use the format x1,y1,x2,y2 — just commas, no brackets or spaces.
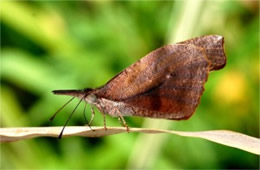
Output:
83,89,98,104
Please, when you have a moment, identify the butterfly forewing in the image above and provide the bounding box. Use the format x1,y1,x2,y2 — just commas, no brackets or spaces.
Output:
92,35,227,120
95,44,202,101
119,45,210,119
178,35,226,71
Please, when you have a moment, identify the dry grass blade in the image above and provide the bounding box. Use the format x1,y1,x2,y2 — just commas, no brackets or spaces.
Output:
0,126,259,155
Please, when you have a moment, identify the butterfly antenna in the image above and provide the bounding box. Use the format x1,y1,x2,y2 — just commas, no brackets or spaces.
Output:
58,96,85,139
49,97,75,121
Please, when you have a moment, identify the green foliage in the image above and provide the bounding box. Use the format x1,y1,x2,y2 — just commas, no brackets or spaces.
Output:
1,1,259,169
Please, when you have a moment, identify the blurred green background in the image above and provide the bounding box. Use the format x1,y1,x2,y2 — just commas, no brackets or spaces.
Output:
1,0,259,169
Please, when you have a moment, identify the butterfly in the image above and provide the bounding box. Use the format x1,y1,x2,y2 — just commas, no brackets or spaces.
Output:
51,35,226,138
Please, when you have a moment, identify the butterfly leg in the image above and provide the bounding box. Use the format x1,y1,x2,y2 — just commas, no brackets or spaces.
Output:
86,106,96,131
89,106,95,125
100,111,107,131
117,113,129,133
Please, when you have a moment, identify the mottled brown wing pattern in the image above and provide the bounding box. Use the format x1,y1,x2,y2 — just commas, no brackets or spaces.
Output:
120,45,210,119
96,44,204,101
94,35,226,120
178,35,226,71
95,45,180,100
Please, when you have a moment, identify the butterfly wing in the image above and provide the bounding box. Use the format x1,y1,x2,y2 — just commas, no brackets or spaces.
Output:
178,35,226,71
119,44,210,119
94,35,226,119
96,35,225,101
95,44,207,100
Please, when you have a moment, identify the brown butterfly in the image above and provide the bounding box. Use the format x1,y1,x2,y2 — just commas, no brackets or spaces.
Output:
51,35,226,138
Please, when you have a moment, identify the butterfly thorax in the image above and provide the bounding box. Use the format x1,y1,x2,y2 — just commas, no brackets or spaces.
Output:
89,94,135,117
85,93,98,105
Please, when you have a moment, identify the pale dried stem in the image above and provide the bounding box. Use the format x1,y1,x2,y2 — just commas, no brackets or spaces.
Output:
0,126,259,155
